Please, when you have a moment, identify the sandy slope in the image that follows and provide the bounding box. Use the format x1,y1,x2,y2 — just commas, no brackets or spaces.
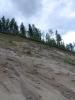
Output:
0,40,75,100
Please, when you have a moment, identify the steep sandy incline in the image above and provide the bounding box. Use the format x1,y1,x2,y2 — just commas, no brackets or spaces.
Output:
0,41,75,100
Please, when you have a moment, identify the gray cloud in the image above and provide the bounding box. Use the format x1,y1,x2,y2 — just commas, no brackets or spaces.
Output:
0,0,75,43
45,0,75,33
0,0,75,34
11,0,42,17
48,15,75,33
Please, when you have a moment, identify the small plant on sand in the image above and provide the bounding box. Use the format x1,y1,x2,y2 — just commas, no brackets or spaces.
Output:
64,58,75,66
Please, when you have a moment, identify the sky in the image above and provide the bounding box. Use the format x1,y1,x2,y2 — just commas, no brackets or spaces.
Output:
0,0,75,44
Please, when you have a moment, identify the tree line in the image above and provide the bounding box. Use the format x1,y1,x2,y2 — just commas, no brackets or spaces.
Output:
0,16,75,52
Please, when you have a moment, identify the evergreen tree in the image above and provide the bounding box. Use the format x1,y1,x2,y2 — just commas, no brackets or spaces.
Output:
28,24,33,38
5,18,10,33
32,24,41,41
14,21,19,35
0,16,74,53
1,16,6,33
20,22,26,37
9,18,18,35
46,33,50,42
46,29,53,42
46,33,56,46
66,43,74,51
9,18,15,34
55,30,62,46
0,20,2,32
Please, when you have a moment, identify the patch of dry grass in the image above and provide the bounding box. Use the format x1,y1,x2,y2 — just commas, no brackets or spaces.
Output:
64,57,75,66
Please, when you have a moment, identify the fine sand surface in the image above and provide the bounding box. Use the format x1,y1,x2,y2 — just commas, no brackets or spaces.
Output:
0,40,75,100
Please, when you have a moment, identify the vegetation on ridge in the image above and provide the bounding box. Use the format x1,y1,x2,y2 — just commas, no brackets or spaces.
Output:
0,16,75,53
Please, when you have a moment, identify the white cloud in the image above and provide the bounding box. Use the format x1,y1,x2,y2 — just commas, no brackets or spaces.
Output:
0,0,20,18
23,0,59,31
0,0,75,34
62,31,75,44
60,0,75,18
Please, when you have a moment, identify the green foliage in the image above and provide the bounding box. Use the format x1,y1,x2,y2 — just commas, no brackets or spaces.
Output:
32,24,41,41
20,22,26,37
1,16,6,33
46,33,50,42
66,43,74,52
0,16,74,53
59,42,66,50
28,24,33,38
47,38,56,47
0,20,2,32
28,24,41,41
5,18,10,33
9,18,19,35
64,58,75,66
55,30,62,46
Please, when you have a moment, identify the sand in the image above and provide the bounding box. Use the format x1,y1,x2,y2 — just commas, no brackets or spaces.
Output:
0,41,75,100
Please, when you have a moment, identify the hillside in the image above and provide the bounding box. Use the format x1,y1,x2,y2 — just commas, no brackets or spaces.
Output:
0,33,75,100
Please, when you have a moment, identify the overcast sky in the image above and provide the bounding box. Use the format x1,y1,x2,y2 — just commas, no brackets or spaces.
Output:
0,0,75,44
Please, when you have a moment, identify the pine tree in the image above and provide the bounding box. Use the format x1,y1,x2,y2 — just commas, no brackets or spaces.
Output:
9,18,15,34
9,18,18,35
55,30,62,46
1,16,6,33
66,43,74,51
46,33,50,42
20,22,26,37
5,18,10,33
32,24,41,41
14,21,19,35
28,24,33,38
0,20,2,32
